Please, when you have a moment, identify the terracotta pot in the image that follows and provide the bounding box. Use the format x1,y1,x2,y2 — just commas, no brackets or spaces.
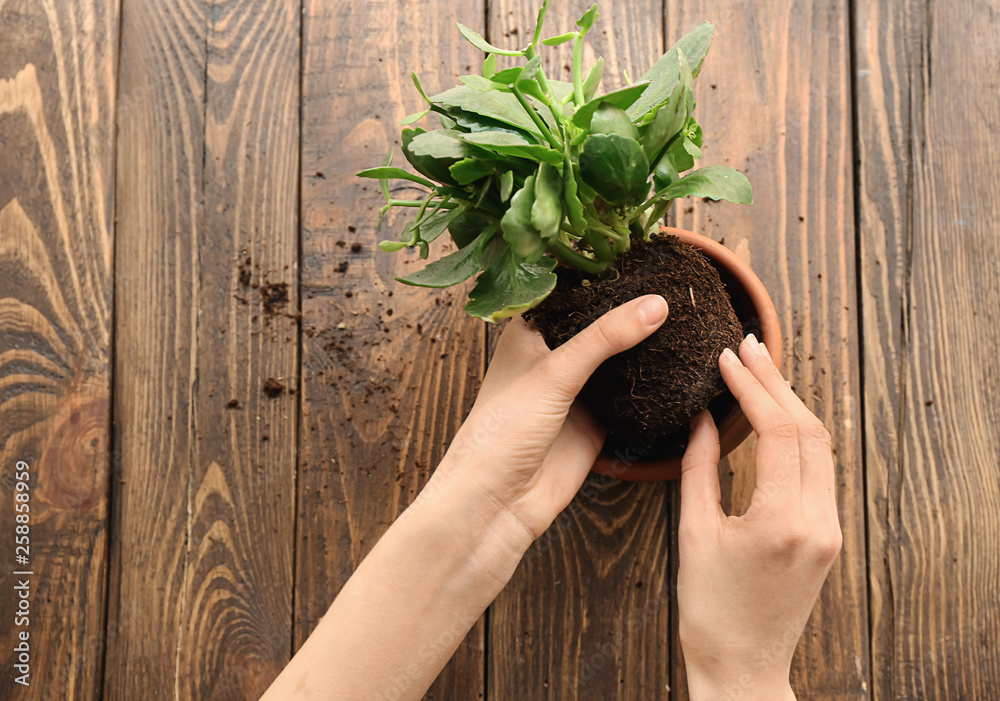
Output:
591,227,781,482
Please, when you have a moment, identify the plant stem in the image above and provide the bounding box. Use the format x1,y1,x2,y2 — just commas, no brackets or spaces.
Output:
511,85,561,149
645,199,672,230
581,228,615,263
524,46,567,125
531,0,552,47
572,34,586,105
548,240,606,274
389,199,458,209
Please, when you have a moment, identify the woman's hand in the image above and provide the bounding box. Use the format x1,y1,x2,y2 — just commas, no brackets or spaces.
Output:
436,294,669,544
262,296,667,701
677,334,843,701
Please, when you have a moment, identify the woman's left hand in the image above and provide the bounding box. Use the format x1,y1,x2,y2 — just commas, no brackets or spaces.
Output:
437,294,668,542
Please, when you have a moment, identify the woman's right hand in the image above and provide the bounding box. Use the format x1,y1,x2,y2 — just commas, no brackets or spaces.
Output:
677,334,843,701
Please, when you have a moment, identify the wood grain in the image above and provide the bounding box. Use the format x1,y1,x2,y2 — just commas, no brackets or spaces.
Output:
106,0,300,698
105,0,207,692
295,2,488,698
485,3,674,699
663,1,869,697
856,0,1000,697
178,1,301,697
0,1,118,697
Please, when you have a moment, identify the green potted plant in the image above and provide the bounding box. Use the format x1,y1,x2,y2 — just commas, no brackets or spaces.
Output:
359,0,781,481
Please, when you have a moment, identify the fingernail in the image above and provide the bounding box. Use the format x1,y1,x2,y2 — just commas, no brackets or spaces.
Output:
744,333,762,356
721,347,742,366
637,295,668,326
760,342,774,364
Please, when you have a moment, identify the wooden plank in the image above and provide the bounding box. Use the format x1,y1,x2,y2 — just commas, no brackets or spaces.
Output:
485,3,673,700
294,2,488,698
177,1,301,696
856,0,1000,697
852,1,913,696
106,1,300,697
0,1,118,697
104,0,207,691
663,1,869,698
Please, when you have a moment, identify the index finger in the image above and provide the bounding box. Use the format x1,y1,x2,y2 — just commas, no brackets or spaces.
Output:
719,347,802,510
738,336,837,517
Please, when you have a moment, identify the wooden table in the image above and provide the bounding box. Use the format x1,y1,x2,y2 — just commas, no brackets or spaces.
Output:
1,0,998,698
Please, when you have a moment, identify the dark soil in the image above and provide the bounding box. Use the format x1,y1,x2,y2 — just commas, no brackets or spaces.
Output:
262,378,286,397
525,234,744,460
260,282,289,315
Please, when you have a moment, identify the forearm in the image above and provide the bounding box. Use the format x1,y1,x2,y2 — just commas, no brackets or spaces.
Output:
262,465,532,700
683,642,797,701
686,672,796,701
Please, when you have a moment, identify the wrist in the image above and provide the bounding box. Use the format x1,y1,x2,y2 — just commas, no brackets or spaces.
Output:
410,460,535,586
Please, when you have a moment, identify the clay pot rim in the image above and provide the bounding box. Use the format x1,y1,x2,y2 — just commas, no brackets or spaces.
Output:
591,227,782,482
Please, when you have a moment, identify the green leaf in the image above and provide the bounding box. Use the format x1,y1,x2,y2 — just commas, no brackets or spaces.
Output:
664,133,696,173
570,82,650,129
651,165,752,205
652,157,680,192
660,119,704,173
490,66,524,84
397,223,497,288
432,86,542,137
446,108,533,140
582,57,604,102
411,72,432,105
542,31,577,46
531,162,563,241
483,53,498,79
400,205,466,246
460,131,562,164
401,128,460,186
576,4,599,32
356,167,436,190
449,158,495,185
590,103,640,140
459,74,508,92
465,248,558,322
548,79,577,102
449,209,496,248
407,129,470,159
639,78,688,160
683,134,702,159
500,170,515,202
518,55,542,85
580,134,650,205
456,22,525,56
628,22,715,123
379,240,409,252
400,109,430,125
501,174,546,261
482,236,509,269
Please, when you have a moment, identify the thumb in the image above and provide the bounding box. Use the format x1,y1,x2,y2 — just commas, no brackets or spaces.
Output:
680,411,723,528
546,294,668,399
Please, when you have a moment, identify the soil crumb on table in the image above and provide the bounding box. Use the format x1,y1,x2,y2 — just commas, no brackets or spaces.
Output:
263,378,286,397
261,282,289,315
